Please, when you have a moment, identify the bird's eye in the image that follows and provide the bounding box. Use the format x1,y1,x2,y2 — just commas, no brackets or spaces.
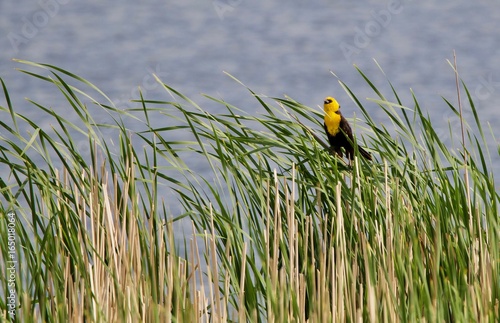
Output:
324,99,332,104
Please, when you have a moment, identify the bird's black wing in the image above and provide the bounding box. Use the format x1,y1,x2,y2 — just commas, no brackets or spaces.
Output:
339,115,354,141
340,115,372,160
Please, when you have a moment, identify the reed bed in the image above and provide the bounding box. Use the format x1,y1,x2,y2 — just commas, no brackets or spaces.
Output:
0,60,498,322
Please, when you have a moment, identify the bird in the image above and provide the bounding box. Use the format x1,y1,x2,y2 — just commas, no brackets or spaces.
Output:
323,96,372,161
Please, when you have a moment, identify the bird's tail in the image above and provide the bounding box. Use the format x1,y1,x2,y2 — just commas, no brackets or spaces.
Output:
358,146,372,161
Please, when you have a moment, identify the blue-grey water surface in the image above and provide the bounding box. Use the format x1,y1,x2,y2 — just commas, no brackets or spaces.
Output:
1,1,499,227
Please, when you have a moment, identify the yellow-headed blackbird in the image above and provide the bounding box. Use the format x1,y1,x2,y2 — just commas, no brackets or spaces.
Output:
323,96,372,161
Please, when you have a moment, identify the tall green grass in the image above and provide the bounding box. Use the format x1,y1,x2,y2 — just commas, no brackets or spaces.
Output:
0,59,498,322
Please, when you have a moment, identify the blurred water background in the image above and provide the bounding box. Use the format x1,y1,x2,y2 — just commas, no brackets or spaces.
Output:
1,0,499,227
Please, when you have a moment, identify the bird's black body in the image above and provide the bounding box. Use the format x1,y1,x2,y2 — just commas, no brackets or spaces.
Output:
323,113,372,161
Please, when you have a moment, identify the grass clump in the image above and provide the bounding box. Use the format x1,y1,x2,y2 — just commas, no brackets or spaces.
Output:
0,59,498,322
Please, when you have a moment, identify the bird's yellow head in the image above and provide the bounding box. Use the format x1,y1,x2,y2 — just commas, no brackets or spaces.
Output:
323,97,340,114
323,96,342,135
